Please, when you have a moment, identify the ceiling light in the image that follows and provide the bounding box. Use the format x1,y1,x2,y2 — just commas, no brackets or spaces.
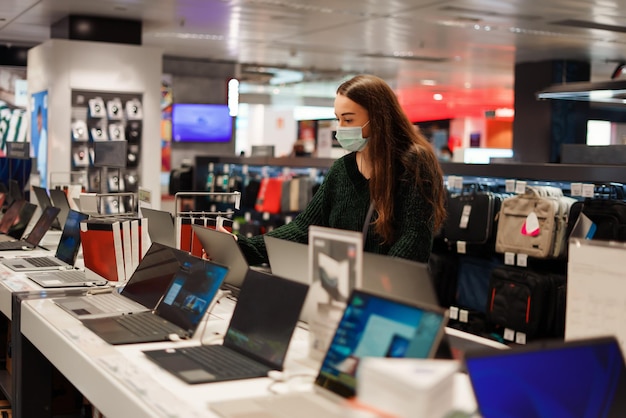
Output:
421,80,436,86
433,94,443,101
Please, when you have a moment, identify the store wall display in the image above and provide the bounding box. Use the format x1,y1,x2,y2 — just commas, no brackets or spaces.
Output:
71,90,143,193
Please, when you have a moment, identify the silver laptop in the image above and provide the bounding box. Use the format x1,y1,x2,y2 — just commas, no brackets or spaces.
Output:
362,252,439,306
140,207,176,248
53,243,187,319
211,289,449,418
264,235,309,284
191,224,250,294
16,210,113,288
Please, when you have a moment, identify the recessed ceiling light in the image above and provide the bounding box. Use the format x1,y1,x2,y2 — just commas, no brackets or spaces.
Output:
433,93,443,101
421,79,436,86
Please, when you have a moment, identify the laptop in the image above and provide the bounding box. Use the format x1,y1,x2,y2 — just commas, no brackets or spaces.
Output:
265,236,440,306
53,243,192,319
0,206,60,250
361,252,440,306
81,255,229,345
191,224,252,295
209,290,449,417
2,209,89,273
32,185,62,230
140,207,176,248
0,200,37,240
264,235,309,283
464,336,626,418
49,188,72,229
142,269,309,384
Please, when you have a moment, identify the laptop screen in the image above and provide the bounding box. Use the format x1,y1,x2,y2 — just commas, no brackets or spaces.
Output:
120,243,188,309
315,290,448,398
465,336,626,418
0,200,25,234
49,188,71,227
223,269,309,370
8,202,37,239
155,256,229,334
140,207,176,248
25,206,60,246
55,210,89,265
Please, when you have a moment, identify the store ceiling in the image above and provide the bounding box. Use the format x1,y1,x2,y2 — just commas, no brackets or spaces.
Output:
2,0,626,121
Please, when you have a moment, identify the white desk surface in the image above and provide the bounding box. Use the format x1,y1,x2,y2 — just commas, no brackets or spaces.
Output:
20,294,478,418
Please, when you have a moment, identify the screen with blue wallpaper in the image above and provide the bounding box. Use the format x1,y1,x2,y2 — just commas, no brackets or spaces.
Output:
465,337,626,418
171,103,232,143
315,290,446,398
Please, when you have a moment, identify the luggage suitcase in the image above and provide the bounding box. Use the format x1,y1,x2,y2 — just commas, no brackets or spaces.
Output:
443,190,508,256
495,186,575,258
487,265,566,340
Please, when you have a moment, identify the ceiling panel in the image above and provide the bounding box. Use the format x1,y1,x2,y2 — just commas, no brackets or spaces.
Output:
0,0,626,120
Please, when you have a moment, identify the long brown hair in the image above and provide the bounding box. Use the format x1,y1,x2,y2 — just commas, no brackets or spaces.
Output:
336,74,446,244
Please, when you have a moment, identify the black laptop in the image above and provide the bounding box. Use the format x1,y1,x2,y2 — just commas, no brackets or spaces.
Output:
464,336,626,418
0,206,60,250
142,269,309,384
81,255,229,345
49,188,72,230
32,185,62,230
0,199,37,240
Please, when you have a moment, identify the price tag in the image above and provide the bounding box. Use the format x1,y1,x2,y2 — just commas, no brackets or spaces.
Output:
503,328,515,341
505,179,516,193
453,176,464,190
570,182,582,197
449,306,459,320
459,205,472,229
515,332,527,345
459,309,469,323
516,253,528,267
515,180,527,194
456,241,467,254
582,183,595,198
504,252,516,265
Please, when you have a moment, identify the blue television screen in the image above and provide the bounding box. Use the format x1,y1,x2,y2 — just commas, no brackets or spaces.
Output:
171,103,233,143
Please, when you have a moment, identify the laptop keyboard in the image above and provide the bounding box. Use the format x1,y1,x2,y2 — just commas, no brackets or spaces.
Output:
50,270,87,282
0,241,25,249
116,313,184,337
180,345,270,378
87,294,142,313
25,257,63,267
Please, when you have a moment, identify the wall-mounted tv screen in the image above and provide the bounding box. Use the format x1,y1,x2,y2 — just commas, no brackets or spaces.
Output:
171,103,233,143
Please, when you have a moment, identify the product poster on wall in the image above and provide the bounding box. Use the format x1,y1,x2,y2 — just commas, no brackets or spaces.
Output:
30,90,48,188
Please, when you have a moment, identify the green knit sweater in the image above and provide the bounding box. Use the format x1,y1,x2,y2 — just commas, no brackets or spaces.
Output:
237,152,434,265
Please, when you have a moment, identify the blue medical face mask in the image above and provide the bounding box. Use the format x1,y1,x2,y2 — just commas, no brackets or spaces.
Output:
335,121,370,152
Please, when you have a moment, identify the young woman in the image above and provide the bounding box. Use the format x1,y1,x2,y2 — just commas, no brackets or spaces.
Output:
235,74,446,264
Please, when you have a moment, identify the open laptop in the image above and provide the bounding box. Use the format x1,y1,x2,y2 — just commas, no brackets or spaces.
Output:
464,336,626,418
49,188,72,229
264,235,309,283
361,252,439,306
142,269,309,384
140,207,176,248
80,255,229,345
265,236,440,306
53,243,192,319
0,200,37,240
192,224,252,295
32,185,62,230
0,206,60,250
209,290,449,417
2,209,89,273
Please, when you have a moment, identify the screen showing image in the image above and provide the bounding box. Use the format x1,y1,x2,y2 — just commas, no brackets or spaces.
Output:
157,258,228,333
315,290,445,398
171,104,233,143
